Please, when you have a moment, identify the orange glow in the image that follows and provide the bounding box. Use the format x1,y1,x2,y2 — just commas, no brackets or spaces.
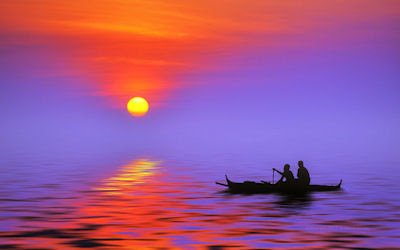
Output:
71,158,258,249
1,1,399,110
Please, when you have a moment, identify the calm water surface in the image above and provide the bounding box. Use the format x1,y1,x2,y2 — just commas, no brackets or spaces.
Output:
0,153,399,249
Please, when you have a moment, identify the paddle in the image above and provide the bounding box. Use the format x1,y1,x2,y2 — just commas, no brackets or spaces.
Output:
272,168,274,184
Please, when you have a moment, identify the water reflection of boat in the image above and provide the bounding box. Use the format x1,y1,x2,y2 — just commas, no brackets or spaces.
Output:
276,192,313,209
216,175,342,194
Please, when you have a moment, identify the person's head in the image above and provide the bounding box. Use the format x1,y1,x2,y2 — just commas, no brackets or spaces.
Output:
284,164,290,171
298,160,304,168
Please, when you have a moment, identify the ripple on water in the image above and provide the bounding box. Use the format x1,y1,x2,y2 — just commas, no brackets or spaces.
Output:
0,158,399,249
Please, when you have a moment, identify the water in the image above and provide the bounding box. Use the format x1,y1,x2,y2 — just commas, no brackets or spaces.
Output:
0,153,399,249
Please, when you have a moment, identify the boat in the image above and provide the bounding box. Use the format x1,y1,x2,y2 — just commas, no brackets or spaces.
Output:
216,175,342,194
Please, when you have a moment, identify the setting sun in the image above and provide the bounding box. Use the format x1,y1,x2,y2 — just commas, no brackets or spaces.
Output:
127,97,149,117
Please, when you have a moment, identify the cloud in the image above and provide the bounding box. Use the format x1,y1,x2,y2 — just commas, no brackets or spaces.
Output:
1,0,399,109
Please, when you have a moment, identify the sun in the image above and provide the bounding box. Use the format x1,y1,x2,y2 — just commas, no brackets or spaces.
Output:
127,97,149,117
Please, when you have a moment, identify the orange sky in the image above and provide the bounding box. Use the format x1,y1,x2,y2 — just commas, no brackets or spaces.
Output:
1,0,399,108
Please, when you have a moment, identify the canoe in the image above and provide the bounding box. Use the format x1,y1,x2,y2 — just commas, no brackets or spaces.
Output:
216,175,342,194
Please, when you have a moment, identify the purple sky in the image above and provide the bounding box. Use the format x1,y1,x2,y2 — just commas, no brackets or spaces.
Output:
0,1,399,165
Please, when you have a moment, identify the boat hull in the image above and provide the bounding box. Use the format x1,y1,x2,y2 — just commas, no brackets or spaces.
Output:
217,175,342,194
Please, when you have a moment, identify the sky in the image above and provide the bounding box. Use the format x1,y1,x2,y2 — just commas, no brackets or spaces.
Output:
0,0,399,163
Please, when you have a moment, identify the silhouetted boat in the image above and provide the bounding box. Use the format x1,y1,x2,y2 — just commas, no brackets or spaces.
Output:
216,175,342,194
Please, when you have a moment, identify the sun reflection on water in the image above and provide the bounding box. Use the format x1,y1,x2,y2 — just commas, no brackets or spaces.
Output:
95,159,160,194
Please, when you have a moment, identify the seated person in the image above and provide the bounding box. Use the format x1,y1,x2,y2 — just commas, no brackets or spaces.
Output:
297,160,310,186
273,164,295,184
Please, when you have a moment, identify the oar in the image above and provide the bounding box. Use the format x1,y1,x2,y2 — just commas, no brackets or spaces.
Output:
272,169,275,184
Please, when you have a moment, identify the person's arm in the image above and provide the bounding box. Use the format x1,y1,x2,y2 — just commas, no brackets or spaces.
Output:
273,168,283,175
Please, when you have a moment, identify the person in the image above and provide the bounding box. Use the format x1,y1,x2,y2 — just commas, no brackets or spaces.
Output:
297,160,310,186
273,164,295,184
